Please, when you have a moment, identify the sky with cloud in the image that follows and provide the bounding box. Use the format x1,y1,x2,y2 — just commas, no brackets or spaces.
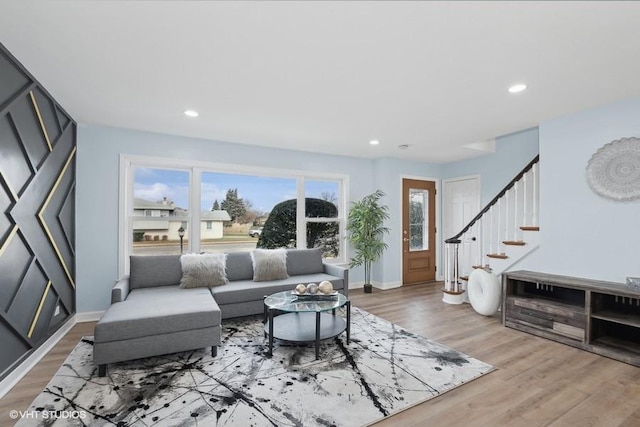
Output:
134,168,338,214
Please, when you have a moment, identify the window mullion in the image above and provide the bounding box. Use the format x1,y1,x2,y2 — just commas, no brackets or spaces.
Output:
191,168,202,253
120,157,133,277
297,176,306,249
339,179,346,260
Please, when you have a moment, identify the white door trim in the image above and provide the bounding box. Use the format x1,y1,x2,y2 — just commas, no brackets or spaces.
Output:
399,175,441,283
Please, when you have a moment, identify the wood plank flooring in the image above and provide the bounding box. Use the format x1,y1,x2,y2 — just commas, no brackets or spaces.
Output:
2,283,640,426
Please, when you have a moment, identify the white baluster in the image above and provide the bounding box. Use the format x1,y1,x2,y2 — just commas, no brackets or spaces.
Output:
489,205,494,256
523,171,528,227
478,217,483,266
513,181,520,241
454,243,459,292
446,244,450,291
497,199,502,253
444,243,449,290
533,163,538,226
460,233,466,278
464,231,470,276
456,243,460,292
506,190,510,241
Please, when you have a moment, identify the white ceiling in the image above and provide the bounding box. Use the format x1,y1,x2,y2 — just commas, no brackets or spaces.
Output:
2,1,640,163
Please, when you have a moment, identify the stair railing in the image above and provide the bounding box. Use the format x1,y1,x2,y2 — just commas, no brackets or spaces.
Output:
443,155,539,301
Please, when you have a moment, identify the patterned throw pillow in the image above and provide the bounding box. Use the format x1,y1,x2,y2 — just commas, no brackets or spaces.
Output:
179,253,228,288
251,249,289,281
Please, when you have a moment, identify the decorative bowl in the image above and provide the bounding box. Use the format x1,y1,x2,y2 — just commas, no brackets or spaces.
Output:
626,277,640,292
292,290,339,300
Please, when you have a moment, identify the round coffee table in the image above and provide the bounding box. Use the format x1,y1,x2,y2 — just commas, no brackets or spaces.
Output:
263,290,351,359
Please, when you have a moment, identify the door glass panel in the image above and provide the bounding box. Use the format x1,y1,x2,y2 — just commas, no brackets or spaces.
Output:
409,188,428,251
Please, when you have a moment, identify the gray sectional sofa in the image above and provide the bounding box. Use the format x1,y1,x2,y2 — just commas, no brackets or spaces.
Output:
94,248,348,376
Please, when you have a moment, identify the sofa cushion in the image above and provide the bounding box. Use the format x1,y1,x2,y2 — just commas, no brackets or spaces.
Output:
95,286,221,342
286,248,324,276
251,249,288,281
210,273,344,305
129,255,182,289
225,252,254,281
180,253,228,288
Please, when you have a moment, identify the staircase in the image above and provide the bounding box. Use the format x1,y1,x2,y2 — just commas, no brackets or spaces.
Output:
443,155,540,304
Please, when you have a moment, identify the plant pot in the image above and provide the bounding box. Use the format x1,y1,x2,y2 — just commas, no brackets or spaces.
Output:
363,284,373,293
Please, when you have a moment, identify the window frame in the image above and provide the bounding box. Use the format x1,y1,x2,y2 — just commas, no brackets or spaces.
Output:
119,154,349,277
302,177,343,259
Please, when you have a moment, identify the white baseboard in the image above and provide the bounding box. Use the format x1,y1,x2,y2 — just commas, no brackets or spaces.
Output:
374,281,402,290
349,281,402,291
0,315,77,399
349,281,365,290
76,310,105,323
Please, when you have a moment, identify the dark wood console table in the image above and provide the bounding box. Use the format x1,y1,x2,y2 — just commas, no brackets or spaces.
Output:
503,270,640,367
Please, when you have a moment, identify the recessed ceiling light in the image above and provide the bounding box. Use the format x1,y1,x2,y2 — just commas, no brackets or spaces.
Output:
369,140,380,146
508,84,527,93
184,110,199,117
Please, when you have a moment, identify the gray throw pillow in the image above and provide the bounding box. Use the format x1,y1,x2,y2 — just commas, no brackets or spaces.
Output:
179,253,228,288
251,249,288,281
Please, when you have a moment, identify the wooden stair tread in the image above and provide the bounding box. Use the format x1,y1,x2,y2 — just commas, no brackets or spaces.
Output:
442,289,465,295
460,275,469,281
472,265,484,269
503,240,526,246
520,226,540,231
487,253,509,259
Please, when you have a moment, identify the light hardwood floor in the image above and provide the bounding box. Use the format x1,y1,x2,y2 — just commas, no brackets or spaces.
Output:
2,283,640,426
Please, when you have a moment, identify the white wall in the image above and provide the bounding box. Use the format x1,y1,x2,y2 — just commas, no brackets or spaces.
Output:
441,127,539,206
368,131,539,287
76,125,375,312
372,158,442,285
516,97,640,284
76,123,541,313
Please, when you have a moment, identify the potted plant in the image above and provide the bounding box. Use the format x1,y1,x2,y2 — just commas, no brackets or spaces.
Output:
347,190,390,293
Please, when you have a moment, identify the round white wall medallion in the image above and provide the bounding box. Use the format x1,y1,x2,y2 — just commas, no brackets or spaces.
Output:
586,137,640,201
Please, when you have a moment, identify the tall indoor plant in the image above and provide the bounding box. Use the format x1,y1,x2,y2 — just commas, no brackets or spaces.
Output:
347,190,390,293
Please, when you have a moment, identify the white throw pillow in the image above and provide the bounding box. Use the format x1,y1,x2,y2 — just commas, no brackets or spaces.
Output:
179,253,228,288
251,249,288,282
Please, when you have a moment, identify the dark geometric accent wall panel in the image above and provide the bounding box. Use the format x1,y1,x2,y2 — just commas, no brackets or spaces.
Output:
0,43,76,381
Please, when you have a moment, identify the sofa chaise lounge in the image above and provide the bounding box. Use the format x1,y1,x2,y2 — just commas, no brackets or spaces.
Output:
93,248,348,376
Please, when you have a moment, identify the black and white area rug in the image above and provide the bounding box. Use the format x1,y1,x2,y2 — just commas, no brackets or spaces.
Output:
20,308,494,426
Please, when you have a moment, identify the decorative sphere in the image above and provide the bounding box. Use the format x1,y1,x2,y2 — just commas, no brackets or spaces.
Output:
318,281,334,294
295,284,307,294
306,283,318,294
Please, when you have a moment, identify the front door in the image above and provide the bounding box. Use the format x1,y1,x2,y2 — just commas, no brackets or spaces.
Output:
402,179,436,284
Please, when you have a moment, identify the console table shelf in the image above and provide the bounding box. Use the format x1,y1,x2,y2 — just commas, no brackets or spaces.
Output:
591,311,640,328
592,336,640,355
503,271,640,367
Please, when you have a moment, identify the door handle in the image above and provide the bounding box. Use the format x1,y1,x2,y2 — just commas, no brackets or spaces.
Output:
403,238,409,242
